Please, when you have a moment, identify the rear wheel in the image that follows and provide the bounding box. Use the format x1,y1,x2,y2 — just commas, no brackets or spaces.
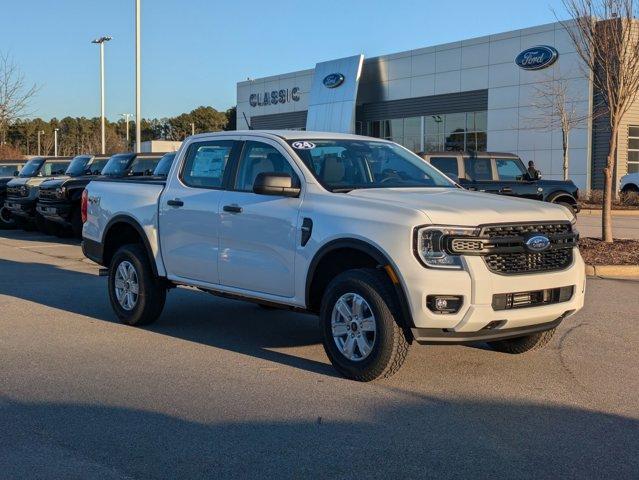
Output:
488,328,556,354
108,244,166,326
320,268,410,381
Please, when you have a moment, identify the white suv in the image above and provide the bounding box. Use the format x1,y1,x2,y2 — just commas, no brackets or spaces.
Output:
81,131,586,381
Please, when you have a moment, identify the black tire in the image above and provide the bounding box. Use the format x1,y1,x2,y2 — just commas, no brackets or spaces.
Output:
71,207,83,238
320,268,410,381
108,244,166,326
0,206,15,229
488,328,556,354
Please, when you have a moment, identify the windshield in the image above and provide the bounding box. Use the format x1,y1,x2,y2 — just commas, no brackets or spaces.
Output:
130,156,160,176
41,161,71,176
87,158,108,175
19,158,45,177
288,139,455,192
153,152,176,176
0,165,20,177
65,155,94,176
100,153,136,176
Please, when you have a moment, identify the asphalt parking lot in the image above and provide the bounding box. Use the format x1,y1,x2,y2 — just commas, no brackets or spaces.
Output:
0,229,638,479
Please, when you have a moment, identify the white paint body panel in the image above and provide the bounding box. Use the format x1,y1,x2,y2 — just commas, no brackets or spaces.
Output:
83,131,586,332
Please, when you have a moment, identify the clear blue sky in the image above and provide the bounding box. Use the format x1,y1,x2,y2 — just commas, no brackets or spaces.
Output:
0,0,569,121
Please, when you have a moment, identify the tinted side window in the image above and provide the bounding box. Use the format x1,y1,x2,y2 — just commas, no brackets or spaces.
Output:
429,157,459,177
182,141,234,189
464,158,492,181
130,157,160,176
495,158,526,180
235,141,296,192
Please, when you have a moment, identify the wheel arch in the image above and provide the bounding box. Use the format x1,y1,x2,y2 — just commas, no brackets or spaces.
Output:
546,190,578,205
305,238,414,328
102,215,159,276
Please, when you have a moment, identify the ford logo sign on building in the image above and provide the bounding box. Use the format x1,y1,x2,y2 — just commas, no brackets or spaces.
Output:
323,73,345,88
515,46,559,70
525,235,551,253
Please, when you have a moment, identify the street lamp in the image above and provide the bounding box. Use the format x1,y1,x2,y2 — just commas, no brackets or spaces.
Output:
91,35,112,155
135,0,141,153
120,113,134,147
54,128,59,157
37,130,45,156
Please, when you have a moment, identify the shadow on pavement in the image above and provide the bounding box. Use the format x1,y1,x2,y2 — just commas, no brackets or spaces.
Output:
1,395,637,479
0,257,334,377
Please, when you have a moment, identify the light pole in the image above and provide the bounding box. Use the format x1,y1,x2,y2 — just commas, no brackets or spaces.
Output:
190,122,195,136
120,113,133,147
37,130,44,156
92,35,112,155
135,0,141,153
54,128,59,157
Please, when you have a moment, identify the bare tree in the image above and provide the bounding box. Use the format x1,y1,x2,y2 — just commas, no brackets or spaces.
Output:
530,77,590,180
0,52,39,145
561,0,639,242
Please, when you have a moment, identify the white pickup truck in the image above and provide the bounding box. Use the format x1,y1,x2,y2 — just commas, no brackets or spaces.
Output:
82,131,585,381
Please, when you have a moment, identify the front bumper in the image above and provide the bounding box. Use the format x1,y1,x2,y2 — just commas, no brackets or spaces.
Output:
36,201,72,225
4,198,36,220
401,248,586,336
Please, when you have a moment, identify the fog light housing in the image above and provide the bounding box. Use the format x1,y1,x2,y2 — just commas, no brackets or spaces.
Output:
427,295,463,314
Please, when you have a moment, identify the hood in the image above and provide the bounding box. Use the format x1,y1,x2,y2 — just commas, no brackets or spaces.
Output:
39,177,70,190
7,176,53,188
537,179,577,188
347,187,573,225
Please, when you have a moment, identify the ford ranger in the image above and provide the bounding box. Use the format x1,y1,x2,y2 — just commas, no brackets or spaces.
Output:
81,131,586,381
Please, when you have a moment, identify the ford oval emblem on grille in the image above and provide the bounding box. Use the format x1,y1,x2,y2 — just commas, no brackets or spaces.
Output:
323,73,345,88
525,235,551,252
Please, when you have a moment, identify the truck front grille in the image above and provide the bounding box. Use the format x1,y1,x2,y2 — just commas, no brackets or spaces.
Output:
446,222,577,275
7,186,28,198
38,188,58,201
481,223,575,275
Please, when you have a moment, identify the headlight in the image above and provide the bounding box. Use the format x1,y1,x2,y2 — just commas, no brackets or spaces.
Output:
414,226,479,269
56,187,66,199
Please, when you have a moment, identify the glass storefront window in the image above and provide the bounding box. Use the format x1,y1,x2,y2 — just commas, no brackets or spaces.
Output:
628,126,639,173
361,111,486,154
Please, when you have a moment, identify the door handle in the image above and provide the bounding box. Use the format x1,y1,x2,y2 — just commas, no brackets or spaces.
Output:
223,204,242,214
167,199,184,207
499,187,513,193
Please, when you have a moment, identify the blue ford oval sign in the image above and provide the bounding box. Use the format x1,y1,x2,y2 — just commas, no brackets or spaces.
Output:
323,73,345,89
525,235,551,252
515,46,559,70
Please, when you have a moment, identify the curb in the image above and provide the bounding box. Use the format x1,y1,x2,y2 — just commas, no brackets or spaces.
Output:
579,209,639,217
585,264,639,278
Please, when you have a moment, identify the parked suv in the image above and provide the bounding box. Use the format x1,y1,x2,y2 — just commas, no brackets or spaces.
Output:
0,159,26,228
620,172,639,193
420,152,580,213
37,155,109,236
82,131,585,381
4,157,71,230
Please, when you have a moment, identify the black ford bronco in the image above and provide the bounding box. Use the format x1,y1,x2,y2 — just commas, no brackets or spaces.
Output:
420,151,580,213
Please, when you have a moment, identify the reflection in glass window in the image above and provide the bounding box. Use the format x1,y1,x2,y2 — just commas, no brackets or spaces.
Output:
495,158,527,180
464,157,492,181
629,126,639,174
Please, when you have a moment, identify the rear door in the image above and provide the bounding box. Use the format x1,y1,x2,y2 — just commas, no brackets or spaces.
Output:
460,156,497,192
159,139,239,284
428,156,461,182
217,138,303,298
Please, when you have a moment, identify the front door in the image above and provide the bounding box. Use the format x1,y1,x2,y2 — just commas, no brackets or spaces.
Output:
160,139,238,284
218,139,303,298
493,157,542,200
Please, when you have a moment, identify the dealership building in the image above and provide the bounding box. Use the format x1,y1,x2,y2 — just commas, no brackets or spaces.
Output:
237,21,639,192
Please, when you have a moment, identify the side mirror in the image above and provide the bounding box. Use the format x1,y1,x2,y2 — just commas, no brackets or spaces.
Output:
253,172,300,197
13,171,18,177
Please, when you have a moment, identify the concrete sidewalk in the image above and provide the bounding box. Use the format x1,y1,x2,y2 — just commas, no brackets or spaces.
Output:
576,210,639,239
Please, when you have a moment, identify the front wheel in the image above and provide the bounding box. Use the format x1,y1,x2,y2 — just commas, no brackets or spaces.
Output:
488,328,556,354
0,206,15,229
320,268,410,381
108,244,166,326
